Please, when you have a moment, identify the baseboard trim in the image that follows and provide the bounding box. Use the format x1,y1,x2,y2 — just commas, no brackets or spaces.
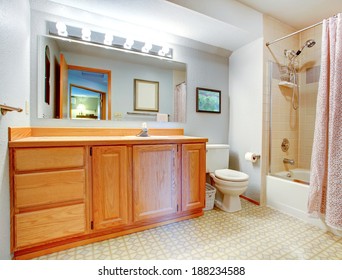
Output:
240,195,260,206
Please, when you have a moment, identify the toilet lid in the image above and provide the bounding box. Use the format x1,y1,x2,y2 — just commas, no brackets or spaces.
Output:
214,169,249,182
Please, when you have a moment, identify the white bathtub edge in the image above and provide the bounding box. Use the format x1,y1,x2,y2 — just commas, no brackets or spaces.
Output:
266,200,327,230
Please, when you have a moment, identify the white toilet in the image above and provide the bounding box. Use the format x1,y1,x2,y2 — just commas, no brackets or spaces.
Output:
206,144,249,212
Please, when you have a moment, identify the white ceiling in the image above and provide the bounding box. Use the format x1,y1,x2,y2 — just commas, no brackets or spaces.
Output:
45,0,341,52
235,0,342,29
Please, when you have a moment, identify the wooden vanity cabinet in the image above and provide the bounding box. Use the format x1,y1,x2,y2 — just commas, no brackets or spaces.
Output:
11,147,87,250
9,129,207,259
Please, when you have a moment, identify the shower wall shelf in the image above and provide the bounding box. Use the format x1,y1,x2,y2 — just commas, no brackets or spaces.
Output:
0,104,23,115
279,81,298,88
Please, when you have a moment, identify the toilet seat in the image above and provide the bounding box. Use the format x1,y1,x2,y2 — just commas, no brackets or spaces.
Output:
214,169,249,182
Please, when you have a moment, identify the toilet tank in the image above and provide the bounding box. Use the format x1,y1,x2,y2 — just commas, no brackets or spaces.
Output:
206,144,230,173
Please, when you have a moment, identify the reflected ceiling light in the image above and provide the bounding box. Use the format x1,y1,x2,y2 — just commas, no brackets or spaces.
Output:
56,22,68,36
142,42,152,53
82,28,91,41
124,38,134,49
104,33,113,45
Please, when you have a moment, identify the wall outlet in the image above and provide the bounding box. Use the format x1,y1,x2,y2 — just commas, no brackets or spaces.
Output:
114,112,123,120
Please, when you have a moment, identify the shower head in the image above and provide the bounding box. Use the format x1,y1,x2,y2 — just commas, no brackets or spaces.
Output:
305,39,316,48
296,39,316,55
284,39,316,63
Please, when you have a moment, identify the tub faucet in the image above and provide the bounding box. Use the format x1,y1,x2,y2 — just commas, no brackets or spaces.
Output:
283,158,295,165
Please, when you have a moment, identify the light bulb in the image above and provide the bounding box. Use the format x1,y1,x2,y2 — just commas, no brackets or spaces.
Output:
56,22,68,36
162,46,169,54
158,45,170,56
142,42,152,53
104,33,113,45
124,38,134,49
82,28,91,41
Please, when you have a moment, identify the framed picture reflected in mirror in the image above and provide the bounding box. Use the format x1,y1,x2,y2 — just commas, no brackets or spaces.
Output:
134,79,159,112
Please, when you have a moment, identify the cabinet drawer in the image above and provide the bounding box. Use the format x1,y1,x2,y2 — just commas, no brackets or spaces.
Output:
15,204,86,248
15,169,86,208
14,147,85,172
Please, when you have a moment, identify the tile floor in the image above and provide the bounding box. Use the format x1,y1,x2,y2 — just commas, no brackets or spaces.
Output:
35,200,342,260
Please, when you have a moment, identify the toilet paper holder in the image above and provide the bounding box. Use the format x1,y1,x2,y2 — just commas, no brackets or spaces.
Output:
245,152,261,163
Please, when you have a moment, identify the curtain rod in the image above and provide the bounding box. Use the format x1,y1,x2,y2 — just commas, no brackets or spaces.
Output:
266,14,339,46
265,21,322,46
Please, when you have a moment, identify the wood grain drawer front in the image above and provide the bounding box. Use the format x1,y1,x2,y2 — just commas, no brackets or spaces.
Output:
14,147,85,172
15,169,86,209
15,204,86,249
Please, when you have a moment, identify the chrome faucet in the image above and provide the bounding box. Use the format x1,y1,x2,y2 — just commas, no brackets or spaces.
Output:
136,122,149,137
283,158,295,165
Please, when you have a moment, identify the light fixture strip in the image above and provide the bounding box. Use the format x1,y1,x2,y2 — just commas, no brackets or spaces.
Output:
49,21,173,59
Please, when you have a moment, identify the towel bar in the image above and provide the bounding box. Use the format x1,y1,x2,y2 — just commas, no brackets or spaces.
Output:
0,104,23,115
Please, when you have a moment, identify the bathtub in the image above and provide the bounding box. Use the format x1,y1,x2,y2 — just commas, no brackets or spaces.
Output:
274,169,310,184
266,168,325,228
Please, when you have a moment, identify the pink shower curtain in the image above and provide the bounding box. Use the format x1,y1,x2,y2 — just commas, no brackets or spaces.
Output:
308,14,342,230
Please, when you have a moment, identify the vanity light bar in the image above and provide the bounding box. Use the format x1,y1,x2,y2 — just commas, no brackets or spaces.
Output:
48,21,173,59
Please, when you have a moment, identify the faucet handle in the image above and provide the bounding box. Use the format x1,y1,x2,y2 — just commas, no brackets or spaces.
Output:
283,158,295,165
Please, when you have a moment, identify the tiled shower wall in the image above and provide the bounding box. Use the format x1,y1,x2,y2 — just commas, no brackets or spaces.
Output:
263,15,321,174
263,15,299,174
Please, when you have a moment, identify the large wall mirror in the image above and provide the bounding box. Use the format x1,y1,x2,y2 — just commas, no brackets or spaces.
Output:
37,35,187,122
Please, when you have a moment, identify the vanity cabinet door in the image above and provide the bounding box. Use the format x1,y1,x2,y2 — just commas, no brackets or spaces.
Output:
132,144,179,223
181,143,206,211
92,146,130,230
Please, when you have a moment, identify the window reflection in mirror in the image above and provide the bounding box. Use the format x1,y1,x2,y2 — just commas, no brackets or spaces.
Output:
68,69,109,120
37,35,186,122
70,83,106,120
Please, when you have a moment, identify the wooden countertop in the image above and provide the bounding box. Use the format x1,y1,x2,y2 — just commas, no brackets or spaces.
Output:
8,127,207,147
9,135,208,147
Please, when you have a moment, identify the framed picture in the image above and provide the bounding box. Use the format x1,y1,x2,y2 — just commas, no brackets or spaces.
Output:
134,79,159,112
196,87,221,113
